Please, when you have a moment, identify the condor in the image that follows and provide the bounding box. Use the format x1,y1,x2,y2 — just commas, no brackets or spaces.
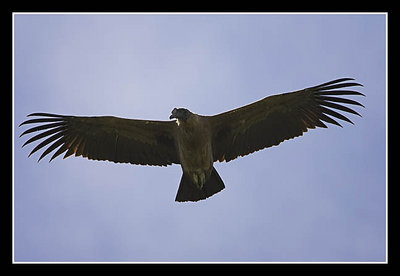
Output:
20,78,364,202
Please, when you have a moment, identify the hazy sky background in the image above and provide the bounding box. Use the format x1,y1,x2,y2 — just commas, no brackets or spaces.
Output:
13,13,386,262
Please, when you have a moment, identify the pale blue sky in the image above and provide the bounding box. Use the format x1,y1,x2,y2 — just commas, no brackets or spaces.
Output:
14,13,386,262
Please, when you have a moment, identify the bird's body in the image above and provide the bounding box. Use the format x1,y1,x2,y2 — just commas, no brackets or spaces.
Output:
175,113,213,188
169,108,225,201
20,78,364,202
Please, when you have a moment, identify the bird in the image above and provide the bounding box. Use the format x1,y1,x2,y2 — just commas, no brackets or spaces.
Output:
19,78,364,202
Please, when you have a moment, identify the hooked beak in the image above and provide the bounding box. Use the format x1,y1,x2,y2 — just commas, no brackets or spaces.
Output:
169,108,177,120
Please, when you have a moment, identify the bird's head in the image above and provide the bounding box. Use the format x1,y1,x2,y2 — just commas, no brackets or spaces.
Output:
169,108,191,123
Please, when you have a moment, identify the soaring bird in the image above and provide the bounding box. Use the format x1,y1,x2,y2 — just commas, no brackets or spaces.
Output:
19,78,364,202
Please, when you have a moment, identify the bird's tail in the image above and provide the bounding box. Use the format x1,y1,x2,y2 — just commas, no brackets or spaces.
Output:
175,167,225,202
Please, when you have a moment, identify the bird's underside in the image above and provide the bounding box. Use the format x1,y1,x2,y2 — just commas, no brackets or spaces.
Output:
19,78,364,202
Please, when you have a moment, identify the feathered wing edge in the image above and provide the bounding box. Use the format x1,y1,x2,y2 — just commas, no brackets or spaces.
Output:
302,77,364,127
19,113,69,162
211,78,365,162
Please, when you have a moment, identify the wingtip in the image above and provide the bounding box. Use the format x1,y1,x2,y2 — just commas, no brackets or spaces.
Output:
27,113,40,117
19,121,29,127
311,77,363,90
27,150,40,162
19,114,42,127
49,154,58,163
344,77,364,88
341,77,355,81
37,153,46,163
27,112,67,118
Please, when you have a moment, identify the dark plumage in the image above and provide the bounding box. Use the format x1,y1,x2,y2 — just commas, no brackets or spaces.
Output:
20,78,364,202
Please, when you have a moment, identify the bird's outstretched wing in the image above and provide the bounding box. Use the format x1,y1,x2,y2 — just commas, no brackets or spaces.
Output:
19,114,179,166
210,78,364,162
